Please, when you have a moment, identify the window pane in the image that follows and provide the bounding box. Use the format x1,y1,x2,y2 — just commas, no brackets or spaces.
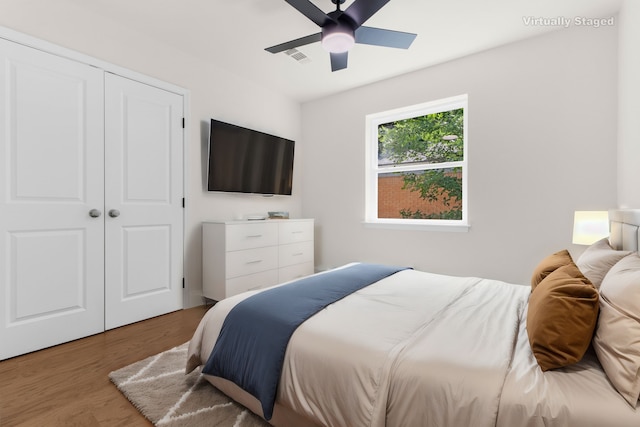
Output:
378,108,464,167
377,168,462,220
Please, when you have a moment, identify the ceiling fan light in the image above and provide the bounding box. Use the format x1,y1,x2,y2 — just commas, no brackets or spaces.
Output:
322,31,355,53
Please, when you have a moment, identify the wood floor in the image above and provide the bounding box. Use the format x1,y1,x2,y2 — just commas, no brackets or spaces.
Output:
0,305,210,427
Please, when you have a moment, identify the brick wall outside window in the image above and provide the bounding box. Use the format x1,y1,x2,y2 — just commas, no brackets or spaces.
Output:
377,173,462,219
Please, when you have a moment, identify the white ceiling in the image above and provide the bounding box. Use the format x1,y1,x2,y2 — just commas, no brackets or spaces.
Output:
80,0,622,103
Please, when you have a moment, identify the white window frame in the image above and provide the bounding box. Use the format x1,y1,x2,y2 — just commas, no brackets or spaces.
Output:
364,94,469,231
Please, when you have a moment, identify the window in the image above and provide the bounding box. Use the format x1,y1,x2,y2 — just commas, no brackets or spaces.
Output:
365,95,468,231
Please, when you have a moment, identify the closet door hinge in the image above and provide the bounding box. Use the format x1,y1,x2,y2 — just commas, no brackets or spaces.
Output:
182,118,185,128
182,197,185,208
182,278,185,289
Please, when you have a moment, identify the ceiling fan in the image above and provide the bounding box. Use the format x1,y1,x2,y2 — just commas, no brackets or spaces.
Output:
265,0,417,72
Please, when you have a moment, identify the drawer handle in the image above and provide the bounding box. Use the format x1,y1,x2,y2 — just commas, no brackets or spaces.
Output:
247,234,263,238
246,259,263,264
292,231,303,234
293,252,304,256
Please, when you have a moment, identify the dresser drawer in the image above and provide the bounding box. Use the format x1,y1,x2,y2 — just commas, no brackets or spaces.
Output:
226,222,278,251
279,220,313,245
279,262,314,283
226,246,278,278
203,219,314,300
226,269,279,297
279,241,314,267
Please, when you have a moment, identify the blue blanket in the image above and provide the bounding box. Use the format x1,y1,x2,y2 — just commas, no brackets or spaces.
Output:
202,263,409,420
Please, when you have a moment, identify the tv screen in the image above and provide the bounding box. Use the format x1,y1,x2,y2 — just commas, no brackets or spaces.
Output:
207,119,295,195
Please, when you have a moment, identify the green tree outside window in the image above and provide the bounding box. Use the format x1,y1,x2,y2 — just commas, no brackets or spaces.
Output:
377,108,464,220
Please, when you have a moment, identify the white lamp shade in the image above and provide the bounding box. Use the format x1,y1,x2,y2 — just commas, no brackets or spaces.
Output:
321,32,355,53
572,211,609,245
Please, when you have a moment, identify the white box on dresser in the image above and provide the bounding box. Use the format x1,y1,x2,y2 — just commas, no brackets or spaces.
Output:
203,219,314,300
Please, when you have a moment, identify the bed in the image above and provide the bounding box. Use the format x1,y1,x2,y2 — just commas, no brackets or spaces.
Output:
186,209,640,427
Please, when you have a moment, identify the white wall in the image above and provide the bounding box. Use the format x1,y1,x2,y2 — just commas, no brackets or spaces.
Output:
301,24,619,285
0,2,302,307
618,0,640,208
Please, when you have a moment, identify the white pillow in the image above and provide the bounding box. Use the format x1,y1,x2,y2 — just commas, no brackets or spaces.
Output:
576,238,631,289
593,253,640,406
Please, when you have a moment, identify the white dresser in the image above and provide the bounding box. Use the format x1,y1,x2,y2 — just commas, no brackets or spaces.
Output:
202,219,314,300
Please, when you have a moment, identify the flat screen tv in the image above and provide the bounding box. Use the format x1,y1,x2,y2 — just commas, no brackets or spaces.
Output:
207,119,295,195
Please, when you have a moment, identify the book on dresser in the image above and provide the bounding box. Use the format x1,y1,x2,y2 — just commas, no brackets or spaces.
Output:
202,219,314,301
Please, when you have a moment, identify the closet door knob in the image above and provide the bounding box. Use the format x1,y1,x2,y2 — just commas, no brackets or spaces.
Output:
88,209,102,218
108,209,120,218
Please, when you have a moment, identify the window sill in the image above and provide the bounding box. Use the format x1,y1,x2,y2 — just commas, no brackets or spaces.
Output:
362,219,470,232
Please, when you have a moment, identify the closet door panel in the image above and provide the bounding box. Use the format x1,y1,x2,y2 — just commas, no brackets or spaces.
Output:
0,39,105,360
104,73,183,330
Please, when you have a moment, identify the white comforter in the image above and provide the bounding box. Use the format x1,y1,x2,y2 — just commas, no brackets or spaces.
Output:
282,270,528,427
188,267,528,426
187,266,640,427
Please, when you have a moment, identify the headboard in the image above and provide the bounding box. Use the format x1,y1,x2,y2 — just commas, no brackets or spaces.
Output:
609,209,640,254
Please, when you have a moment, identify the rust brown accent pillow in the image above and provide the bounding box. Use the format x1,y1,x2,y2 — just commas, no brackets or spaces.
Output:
530,249,573,291
527,261,599,371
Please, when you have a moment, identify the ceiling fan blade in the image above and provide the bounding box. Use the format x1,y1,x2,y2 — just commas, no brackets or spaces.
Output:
344,0,392,27
285,0,335,27
265,33,322,54
330,52,348,72
355,26,417,49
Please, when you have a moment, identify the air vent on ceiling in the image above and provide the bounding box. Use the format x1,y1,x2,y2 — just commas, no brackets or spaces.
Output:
285,48,311,65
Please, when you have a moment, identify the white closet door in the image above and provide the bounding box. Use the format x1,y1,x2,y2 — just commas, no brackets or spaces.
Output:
0,39,105,360
104,73,183,330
